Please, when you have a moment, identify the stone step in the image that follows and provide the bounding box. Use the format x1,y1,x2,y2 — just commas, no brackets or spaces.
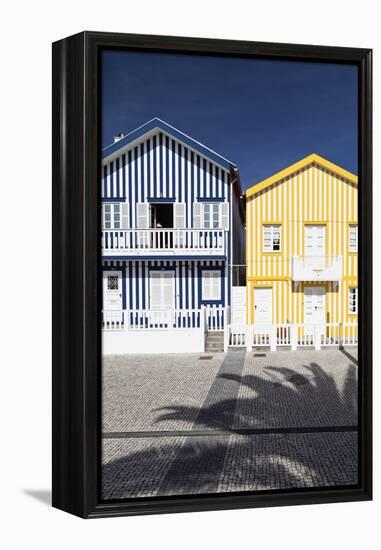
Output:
205,344,224,351
207,334,224,342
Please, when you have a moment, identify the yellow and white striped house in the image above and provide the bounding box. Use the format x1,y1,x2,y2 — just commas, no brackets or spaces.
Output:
245,154,358,343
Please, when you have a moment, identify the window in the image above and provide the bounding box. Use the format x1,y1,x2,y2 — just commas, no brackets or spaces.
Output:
348,224,358,252
102,202,128,229
193,202,229,230
203,203,220,228
202,270,221,301
349,287,358,314
107,275,119,290
263,224,281,252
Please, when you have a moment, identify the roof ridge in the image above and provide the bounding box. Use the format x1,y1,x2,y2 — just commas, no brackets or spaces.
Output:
245,153,357,197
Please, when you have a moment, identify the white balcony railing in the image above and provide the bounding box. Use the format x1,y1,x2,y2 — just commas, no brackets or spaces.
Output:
291,256,342,281
102,305,226,331
102,228,226,256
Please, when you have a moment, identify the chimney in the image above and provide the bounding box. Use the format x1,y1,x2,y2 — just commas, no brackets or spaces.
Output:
113,132,125,143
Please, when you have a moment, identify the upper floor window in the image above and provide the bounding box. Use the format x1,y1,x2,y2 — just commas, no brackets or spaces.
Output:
102,203,129,229
193,202,229,230
348,224,358,252
263,224,281,252
349,287,358,314
203,203,220,228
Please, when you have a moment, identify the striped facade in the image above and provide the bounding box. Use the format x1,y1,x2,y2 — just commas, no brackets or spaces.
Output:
103,259,227,311
102,132,232,223
246,154,358,329
101,118,245,333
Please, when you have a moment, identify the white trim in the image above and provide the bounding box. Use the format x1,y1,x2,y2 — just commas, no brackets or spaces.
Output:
263,224,281,252
201,270,221,300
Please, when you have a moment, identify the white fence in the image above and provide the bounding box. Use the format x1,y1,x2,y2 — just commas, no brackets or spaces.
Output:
102,305,226,332
226,322,358,352
102,228,226,256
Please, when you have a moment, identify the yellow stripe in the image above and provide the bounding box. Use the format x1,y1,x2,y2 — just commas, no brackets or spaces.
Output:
245,153,358,197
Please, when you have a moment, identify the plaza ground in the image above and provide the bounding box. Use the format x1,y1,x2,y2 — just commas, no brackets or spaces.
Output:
102,348,358,499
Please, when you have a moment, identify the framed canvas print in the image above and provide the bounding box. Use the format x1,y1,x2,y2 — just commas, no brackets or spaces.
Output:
52,32,372,518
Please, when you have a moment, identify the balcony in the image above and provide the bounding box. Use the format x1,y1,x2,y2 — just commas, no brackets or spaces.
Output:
291,256,342,282
101,228,227,257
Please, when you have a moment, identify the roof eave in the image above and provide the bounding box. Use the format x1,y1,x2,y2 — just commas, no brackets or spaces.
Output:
245,154,358,198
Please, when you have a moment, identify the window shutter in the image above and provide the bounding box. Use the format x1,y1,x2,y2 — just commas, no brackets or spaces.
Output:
220,202,229,230
121,203,129,229
193,202,202,228
174,203,186,228
101,204,105,228
136,203,149,229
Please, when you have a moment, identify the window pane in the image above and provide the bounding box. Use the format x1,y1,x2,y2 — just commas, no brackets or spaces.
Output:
108,275,118,290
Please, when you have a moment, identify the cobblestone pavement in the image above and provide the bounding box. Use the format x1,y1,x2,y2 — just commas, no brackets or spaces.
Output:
102,348,358,500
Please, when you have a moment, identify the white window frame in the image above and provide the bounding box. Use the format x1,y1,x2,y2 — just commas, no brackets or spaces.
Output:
348,287,358,315
263,224,281,252
348,224,358,252
203,203,220,229
102,202,128,229
201,270,221,301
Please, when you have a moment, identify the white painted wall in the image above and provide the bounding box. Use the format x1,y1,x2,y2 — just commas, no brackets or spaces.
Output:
103,328,205,355
231,286,246,325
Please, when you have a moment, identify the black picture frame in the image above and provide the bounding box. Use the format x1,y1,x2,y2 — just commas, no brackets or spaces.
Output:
52,31,372,518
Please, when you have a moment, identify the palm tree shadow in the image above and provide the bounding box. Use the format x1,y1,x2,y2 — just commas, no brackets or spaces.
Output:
102,357,359,500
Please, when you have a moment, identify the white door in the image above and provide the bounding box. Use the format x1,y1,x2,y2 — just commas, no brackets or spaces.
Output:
103,271,122,310
254,288,272,327
149,271,175,324
305,225,326,268
304,286,325,335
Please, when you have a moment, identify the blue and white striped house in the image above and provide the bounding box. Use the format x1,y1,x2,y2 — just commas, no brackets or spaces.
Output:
101,118,245,354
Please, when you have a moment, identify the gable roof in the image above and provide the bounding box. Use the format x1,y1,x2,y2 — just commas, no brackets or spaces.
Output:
245,153,358,198
102,117,236,171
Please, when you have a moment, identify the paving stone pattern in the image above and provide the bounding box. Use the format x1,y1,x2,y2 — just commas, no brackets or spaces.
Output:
102,349,358,500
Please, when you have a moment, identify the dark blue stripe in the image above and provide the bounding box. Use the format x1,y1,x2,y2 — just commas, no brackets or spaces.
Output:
159,133,163,196
135,262,140,309
178,142,182,201
203,159,207,198
179,262,183,308
122,154,126,198
140,143,144,202
172,139,176,198
116,158,120,197
147,139,151,197
134,146,139,208
122,268,126,309
111,161,115,198
190,151,195,229
103,165,107,197
209,162,214,197
146,197,176,203
128,150,133,225
128,263,133,309
152,135,157,198
184,147,188,225
165,135,170,197
142,262,146,308
196,196,225,202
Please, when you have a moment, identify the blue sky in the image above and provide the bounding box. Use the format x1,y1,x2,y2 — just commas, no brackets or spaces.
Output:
102,50,358,189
